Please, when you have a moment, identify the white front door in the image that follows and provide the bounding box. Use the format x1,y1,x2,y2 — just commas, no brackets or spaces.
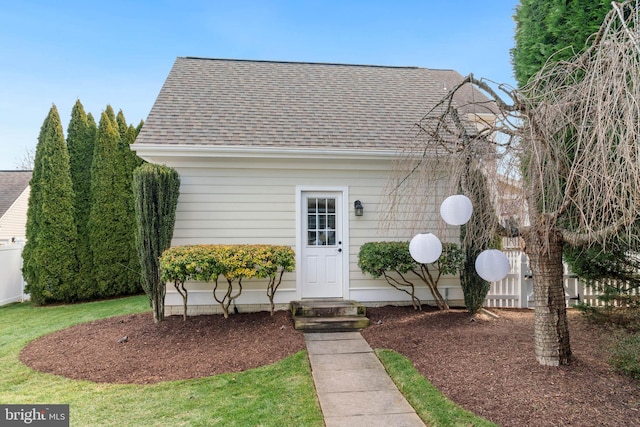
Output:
300,192,344,298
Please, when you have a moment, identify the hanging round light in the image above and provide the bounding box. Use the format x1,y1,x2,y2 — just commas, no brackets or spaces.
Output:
475,249,511,282
440,194,473,226
409,233,443,264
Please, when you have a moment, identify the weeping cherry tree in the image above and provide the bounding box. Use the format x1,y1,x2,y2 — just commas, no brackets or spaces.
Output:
382,1,640,366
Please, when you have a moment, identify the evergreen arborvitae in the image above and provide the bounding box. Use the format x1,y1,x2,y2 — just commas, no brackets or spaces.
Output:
116,110,128,139
22,105,78,304
513,0,636,286
512,0,610,87
125,124,145,170
89,109,141,297
460,167,498,314
121,117,145,182
104,105,117,128
119,115,144,291
22,115,47,302
67,100,97,299
133,163,180,322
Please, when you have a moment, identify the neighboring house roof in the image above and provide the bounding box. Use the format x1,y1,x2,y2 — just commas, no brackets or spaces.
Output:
0,171,32,218
135,57,492,154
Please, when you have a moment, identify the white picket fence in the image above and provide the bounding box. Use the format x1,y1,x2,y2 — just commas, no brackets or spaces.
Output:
1,244,633,309
0,241,27,306
484,250,637,308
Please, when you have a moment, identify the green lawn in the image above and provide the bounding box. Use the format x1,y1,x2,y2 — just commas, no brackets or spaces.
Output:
0,296,323,426
1,296,495,426
377,349,497,427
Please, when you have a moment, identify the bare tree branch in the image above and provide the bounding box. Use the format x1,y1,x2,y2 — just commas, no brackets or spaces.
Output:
382,0,640,250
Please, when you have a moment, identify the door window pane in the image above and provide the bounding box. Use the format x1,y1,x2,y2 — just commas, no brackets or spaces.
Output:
327,198,335,213
308,231,317,245
307,197,337,247
318,198,326,213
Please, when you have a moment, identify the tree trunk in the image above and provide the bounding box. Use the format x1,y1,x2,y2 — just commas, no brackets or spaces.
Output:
430,285,449,310
523,226,572,366
152,275,166,323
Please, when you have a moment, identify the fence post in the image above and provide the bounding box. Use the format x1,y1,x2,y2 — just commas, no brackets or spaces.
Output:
517,252,529,308
17,239,26,302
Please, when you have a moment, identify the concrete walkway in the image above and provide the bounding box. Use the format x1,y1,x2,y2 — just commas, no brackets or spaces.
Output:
304,332,426,427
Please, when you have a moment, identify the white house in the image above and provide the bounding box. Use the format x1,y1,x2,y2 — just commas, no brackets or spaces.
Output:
133,57,490,315
0,170,31,244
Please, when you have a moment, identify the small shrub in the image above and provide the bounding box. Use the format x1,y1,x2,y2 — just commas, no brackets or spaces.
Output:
577,304,640,333
358,241,463,310
574,301,601,320
577,305,640,380
358,241,419,308
609,331,640,380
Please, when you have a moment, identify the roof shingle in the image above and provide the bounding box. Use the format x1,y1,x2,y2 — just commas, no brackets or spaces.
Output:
0,171,31,218
135,57,490,152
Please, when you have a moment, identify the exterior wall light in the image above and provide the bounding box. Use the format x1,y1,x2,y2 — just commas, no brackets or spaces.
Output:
354,200,364,216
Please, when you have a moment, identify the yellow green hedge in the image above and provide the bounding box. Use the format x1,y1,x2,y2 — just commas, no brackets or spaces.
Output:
160,244,295,318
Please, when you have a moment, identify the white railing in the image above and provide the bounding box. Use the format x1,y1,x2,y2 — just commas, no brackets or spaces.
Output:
485,250,639,308
0,241,27,306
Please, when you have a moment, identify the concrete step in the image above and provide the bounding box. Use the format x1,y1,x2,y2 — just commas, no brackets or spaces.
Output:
293,315,370,332
291,300,367,318
291,300,370,332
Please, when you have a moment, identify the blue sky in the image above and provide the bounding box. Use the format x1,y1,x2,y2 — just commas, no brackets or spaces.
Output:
0,0,519,170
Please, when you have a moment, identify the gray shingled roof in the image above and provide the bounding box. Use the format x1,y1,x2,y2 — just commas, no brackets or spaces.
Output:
0,171,31,217
135,57,490,152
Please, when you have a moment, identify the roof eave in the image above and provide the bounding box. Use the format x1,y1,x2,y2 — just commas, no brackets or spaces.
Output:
133,144,400,163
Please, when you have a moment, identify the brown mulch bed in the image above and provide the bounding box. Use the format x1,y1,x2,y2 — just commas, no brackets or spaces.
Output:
20,310,305,384
20,306,640,426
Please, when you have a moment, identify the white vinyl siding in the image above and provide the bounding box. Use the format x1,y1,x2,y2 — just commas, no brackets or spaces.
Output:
159,154,462,313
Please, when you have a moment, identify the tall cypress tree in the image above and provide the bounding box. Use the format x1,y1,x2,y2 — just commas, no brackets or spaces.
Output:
67,100,97,299
89,109,140,297
22,105,78,304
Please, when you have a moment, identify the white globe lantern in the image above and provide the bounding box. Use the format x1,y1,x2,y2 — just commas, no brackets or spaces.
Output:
409,233,443,264
440,194,473,226
475,249,511,282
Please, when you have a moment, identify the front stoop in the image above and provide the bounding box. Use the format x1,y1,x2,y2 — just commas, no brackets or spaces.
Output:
291,300,370,332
